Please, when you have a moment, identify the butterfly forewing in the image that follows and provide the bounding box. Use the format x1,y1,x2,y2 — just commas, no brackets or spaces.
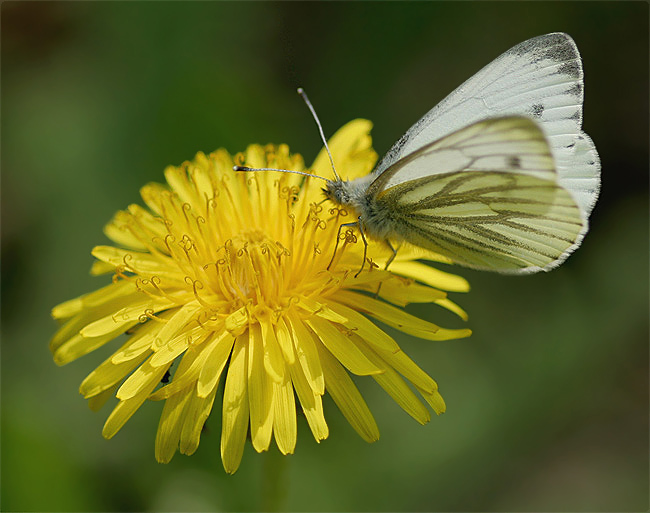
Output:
373,33,599,219
372,117,584,273
370,117,556,194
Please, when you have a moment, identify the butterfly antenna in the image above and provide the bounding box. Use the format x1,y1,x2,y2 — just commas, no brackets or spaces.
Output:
297,87,342,181
233,165,329,181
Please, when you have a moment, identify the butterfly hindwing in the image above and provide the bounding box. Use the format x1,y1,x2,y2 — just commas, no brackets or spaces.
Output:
377,172,583,272
370,117,584,273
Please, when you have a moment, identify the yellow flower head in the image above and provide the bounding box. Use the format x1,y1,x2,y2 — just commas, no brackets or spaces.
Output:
50,120,471,473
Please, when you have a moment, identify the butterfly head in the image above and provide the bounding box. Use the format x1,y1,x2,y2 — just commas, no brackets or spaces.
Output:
323,180,349,206
322,175,375,212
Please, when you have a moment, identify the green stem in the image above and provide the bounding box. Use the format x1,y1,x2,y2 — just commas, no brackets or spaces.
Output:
260,448,289,512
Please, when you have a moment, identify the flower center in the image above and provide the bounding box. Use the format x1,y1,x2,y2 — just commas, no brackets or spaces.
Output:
207,230,289,310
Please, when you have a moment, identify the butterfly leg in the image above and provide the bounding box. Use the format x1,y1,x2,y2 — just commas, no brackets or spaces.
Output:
328,219,367,273
373,240,400,298
327,223,346,271
384,240,400,271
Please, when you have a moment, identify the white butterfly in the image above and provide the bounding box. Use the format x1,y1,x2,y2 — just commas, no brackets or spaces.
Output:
241,33,601,274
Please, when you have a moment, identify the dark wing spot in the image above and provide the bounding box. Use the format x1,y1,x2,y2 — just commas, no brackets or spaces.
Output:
531,103,545,118
558,61,581,78
507,156,522,169
541,33,579,62
569,110,582,122
567,83,583,96
509,34,578,66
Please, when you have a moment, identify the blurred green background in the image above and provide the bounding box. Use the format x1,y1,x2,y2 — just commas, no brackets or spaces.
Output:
2,2,648,512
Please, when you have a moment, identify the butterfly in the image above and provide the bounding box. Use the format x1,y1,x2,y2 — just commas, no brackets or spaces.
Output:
238,32,601,274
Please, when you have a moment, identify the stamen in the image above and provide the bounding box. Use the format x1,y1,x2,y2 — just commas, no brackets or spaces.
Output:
148,276,184,306
196,310,224,331
138,308,164,324
187,277,219,310
135,277,163,301
121,254,137,273
208,259,235,302
181,202,192,224
233,152,245,167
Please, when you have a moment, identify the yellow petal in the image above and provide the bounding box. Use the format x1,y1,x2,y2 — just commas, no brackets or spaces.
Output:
417,387,446,415
121,204,171,255
298,296,347,323
102,363,168,439
79,297,174,338
274,319,295,365
316,343,379,443
50,290,143,354
80,343,151,398
221,336,249,474
434,298,469,321
104,217,148,251
147,303,202,368
311,119,377,181
151,302,201,349
188,161,217,208
260,320,284,383
286,313,324,395
51,280,135,320
248,325,274,452
155,389,192,463
165,165,201,207
273,361,297,455
324,300,438,393
149,340,209,400
90,260,115,275
53,331,124,366
389,261,470,293
91,246,176,276
111,315,174,364
197,332,235,397
306,316,383,376
288,357,328,442
180,386,218,456
117,357,170,401
395,245,453,264
335,290,472,341
374,277,447,307
139,182,168,216
349,335,430,424
87,386,116,412
323,300,401,353
225,307,249,336
149,326,201,368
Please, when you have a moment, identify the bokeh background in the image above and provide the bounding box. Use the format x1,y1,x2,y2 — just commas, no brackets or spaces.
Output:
2,2,648,512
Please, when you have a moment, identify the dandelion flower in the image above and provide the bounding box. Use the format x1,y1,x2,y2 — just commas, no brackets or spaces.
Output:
50,120,471,473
